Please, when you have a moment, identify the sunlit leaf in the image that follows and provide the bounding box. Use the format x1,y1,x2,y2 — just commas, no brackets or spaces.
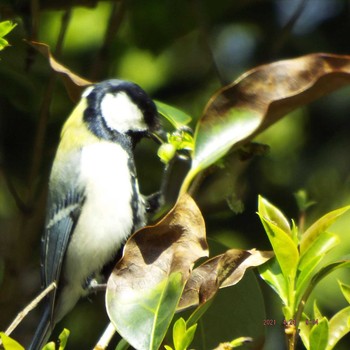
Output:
27,41,92,102
172,318,197,350
178,249,272,311
309,317,328,350
327,306,350,350
259,257,288,306
296,232,339,305
0,21,17,51
313,300,323,321
301,259,350,309
0,332,24,350
182,53,350,192
155,100,192,128
258,197,299,283
339,281,350,304
58,329,70,350
300,205,350,254
106,194,208,350
258,196,291,235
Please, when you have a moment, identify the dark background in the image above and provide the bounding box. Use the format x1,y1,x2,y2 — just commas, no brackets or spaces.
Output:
1,0,350,349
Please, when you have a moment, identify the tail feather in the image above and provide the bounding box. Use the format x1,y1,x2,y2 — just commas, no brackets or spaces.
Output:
28,305,53,350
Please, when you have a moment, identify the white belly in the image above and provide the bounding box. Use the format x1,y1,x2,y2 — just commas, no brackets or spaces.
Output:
64,142,142,288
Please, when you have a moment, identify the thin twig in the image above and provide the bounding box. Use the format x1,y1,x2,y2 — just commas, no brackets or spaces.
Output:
26,9,71,208
3,282,56,338
190,0,226,86
93,322,117,350
270,0,308,57
89,0,126,80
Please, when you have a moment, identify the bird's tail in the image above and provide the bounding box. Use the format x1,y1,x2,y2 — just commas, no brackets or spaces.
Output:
28,304,53,350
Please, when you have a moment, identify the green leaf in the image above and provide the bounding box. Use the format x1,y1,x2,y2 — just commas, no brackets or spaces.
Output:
259,257,288,305
0,333,24,350
42,342,56,350
301,259,350,311
0,21,17,51
327,306,350,349
339,281,350,304
193,109,261,174
309,317,329,350
0,21,17,37
106,194,207,350
258,197,299,283
155,100,192,128
313,301,323,321
296,232,339,304
258,196,291,235
228,337,253,348
107,272,183,350
300,206,350,254
294,189,316,212
115,338,130,350
299,313,311,349
172,318,197,350
299,232,339,271
58,329,70,350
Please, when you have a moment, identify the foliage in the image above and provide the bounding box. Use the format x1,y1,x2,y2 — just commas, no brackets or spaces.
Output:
2,2,350,350
0,21,16,51
258,197,350,349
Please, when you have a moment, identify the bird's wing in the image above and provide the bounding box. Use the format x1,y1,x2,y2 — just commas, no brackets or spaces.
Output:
40,150,85,315
42,190,85,287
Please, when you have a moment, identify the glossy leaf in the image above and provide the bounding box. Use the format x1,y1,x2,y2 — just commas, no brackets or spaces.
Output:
258,196,291,235
259,257,288,306
300,205,350,254
0,333,24,350
339,281,350,304
298,231,339,271
155,100,192,128
58,329,70,350
0,21,17,51
296,232,339,304
172,318,197,350
301,259,350,309
313,300,323,321
258,197,299,282
106,194,208,350
182,53,350,191
327,306,350,349
178,249,272,311
309,317,329,350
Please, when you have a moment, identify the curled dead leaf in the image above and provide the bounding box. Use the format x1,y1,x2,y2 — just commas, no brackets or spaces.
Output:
106,193,208,350
186,53,350,189
27,41,92,102
178,249,273,311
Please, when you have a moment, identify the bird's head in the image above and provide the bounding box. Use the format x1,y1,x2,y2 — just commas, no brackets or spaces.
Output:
82,79,163,146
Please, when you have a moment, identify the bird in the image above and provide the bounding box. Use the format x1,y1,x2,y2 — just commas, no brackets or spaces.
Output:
29,79,163,350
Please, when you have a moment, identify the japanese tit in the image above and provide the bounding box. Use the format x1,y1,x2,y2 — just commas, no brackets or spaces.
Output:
29,79,163,350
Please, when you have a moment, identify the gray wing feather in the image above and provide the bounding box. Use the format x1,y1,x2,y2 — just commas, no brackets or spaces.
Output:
40,150,85,317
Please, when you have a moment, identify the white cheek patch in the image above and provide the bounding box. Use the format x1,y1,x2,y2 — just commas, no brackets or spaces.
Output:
100,92,147,133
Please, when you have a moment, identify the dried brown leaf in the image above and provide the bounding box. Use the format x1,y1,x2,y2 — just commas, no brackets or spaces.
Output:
108,193,208,290
27,41,92,101
190,53,350,179
106,194,208,350
178,249,273,311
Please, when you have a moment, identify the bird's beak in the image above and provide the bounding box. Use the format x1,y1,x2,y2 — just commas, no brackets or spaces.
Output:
149,128,167,145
